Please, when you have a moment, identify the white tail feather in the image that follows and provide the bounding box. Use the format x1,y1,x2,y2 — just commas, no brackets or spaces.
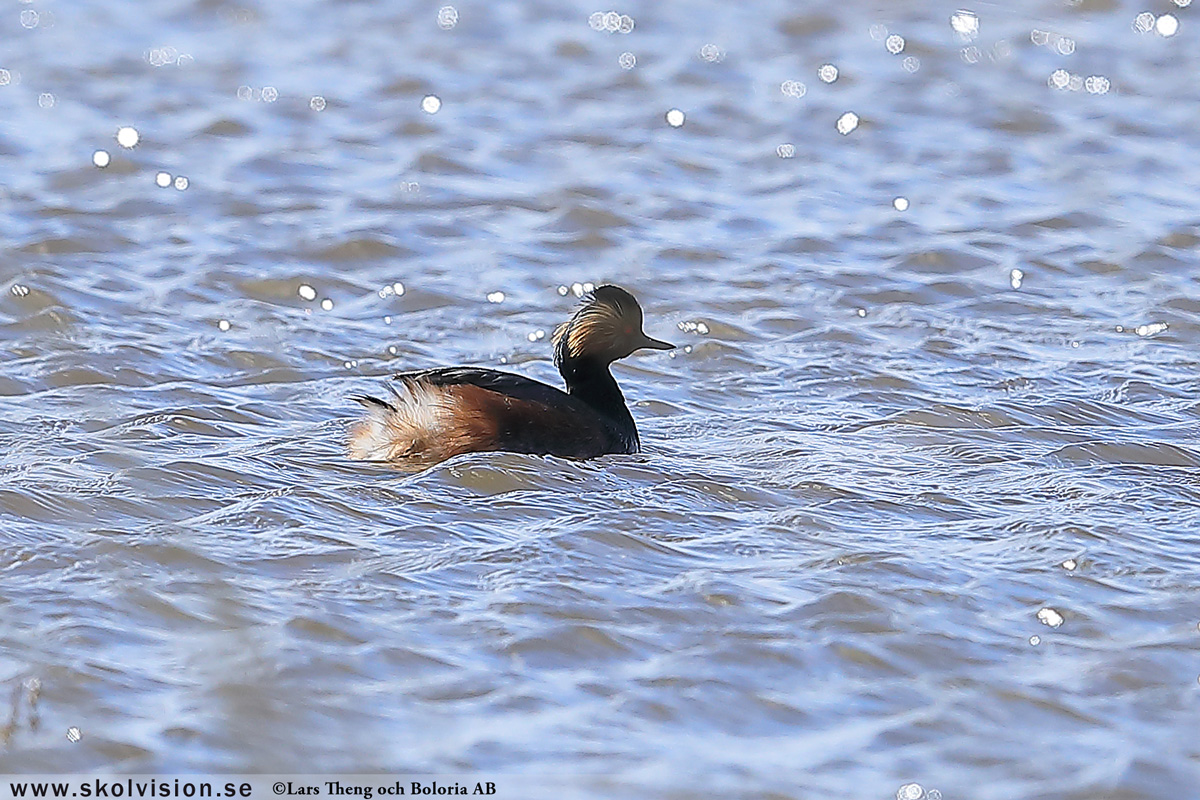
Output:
347,380,450,461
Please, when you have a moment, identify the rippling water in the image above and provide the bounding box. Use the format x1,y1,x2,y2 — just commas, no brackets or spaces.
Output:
4,0,1200,796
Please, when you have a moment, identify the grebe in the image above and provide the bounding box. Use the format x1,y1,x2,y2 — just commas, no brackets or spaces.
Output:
348,285,673,464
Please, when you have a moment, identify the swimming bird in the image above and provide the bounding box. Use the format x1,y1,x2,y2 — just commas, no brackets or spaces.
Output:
348,285,673,464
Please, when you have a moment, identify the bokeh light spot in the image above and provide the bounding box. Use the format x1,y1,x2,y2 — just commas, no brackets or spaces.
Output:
1037,608,1064,628
780,79,807,98
116,126,139,148
1156,14,1179,37
950,9,979,39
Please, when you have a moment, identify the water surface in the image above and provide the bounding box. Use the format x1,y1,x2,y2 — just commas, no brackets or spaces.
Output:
3,0,1200,797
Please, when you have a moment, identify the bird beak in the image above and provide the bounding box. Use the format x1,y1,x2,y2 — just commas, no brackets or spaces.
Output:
637,333,675,351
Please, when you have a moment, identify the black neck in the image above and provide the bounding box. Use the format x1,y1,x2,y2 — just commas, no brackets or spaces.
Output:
558,355,638,446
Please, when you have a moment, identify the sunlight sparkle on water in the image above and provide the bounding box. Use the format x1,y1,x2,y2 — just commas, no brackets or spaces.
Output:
885,34,905,54
437,5,458,29
38,93,54,108
818,64,839,83
950,10,979,39
1062,559,1077,571
665,108,685,127
261,86,278,102
116,126,139,148
1156,14,1179,37
422,95,441,113
699,44,724,63
1037,608,1064,628
1136,322,1168,336
781,80,807,98
893,197,909,211
836,112,860,134
1049,69,1073,90
174,176,188,191
1133,13,1155,33
903,56,920,72
320,298,334,311
92,150,110,168
619,52,636,69
1010,268,1023,289
0,69,11,86
147,47,192,67
298,284,317,301
1029,635,1041,645
777,143,795,158
310,96,326,111
896,784,924,800
217,319,230,331
155,171,172,188
19,9,38,28
11,284,29,298
486,291,505,303
589,11,634,33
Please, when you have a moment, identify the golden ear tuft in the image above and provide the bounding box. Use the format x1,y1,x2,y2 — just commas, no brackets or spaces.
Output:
562,302,623,358
551,321,570,348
